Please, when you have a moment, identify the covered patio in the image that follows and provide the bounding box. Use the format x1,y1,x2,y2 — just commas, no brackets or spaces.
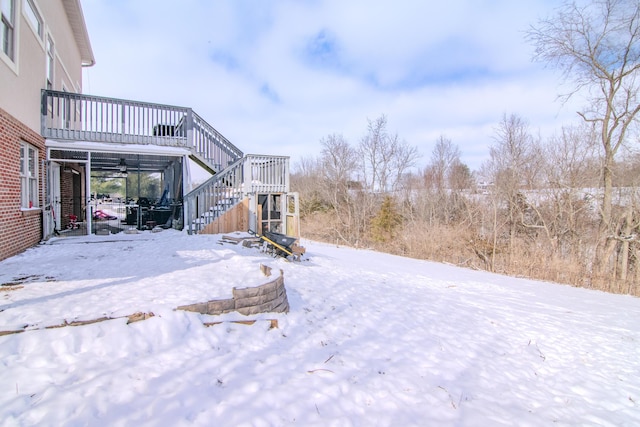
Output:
46,141,191,236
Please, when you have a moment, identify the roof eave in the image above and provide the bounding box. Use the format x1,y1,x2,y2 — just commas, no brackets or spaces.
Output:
62,0,96,68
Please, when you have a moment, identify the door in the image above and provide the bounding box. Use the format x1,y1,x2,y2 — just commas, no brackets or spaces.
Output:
285,193,300,238
52,162,61,232
46,161,61,235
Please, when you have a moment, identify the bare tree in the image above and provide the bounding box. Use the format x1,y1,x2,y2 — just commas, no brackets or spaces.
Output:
484,113,539,259
421,136,473,225
358,115,419,194
320,134,356,190
448,160,473,191
429,135,460,193
290,155,324,217
527,0,640,275
536,125,601,256
298,118,418,247
319,134,360,244
389,135,421,194
544,124,600,190
488,113,537,197
359,116,388,193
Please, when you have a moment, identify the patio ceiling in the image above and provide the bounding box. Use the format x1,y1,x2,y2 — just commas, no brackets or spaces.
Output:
89,152,179,174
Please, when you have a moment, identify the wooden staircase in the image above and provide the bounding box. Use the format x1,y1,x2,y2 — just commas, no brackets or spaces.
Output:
183,155,290,234
41,89,292,235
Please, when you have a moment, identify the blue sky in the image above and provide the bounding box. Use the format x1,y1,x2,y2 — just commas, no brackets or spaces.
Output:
80,0,581,171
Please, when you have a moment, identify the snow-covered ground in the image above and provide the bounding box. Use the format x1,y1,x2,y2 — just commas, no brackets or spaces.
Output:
0,230,638,426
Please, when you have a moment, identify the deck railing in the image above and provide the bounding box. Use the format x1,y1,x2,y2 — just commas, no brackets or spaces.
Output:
41,89,243,172
191,111,244,171
184,155,289,234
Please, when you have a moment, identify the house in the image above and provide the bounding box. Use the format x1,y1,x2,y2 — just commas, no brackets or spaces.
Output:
0,0,298,262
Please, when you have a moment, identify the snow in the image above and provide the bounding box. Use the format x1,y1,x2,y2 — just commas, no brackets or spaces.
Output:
1,230,639,426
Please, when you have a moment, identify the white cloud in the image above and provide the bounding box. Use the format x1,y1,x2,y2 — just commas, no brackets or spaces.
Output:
81,0,579,171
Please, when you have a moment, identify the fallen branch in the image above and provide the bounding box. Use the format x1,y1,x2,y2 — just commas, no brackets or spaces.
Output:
307,368,334,374
0,312,155,336
203,319,279,329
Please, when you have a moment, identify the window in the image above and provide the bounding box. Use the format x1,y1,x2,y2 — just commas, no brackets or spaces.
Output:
46,35,54,89
1,0,14,60
24,0,42,39
20,142,39,209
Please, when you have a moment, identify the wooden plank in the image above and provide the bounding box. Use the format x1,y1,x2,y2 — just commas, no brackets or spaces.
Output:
202,198,249,234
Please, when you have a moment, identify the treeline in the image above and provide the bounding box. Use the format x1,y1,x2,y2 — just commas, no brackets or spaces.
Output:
291,114,640,296
293,0,640,296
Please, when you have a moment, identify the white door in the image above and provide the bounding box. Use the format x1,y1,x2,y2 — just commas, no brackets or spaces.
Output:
50,162,61,232
43,161,61,237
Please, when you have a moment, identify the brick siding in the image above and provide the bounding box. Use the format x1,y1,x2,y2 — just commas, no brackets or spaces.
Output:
60,171,73,229
0,107,46,261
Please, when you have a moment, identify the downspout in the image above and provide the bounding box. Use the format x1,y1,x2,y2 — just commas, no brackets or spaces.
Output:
86,152,92,233
184,110,194,233
183,153,192,233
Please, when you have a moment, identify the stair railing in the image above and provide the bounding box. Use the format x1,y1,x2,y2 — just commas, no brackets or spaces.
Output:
184,155,290,234
184,156,244,234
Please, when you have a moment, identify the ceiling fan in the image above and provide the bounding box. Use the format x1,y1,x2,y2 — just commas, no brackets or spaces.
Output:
96,158,129,177
117,158,128,173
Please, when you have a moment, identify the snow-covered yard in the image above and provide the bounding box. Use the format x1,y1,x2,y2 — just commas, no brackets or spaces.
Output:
0,230,638,426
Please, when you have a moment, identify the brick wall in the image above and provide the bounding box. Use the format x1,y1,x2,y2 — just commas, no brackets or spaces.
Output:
0,107,46,261
60,170,73,229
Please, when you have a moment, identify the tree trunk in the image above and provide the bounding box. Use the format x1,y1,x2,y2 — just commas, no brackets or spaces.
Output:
594,150,615,278
619,207,632,284
633,244,640,295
